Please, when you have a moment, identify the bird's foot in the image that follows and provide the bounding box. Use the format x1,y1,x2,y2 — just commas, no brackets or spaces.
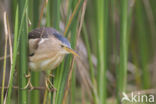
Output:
45,77,57,92
23,72,34,90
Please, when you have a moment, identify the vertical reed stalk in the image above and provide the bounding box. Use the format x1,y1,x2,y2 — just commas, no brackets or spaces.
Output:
30,0,41,103
135,0,150,89
82,23,98,104
96,0,108,103
1,12,8,104
52,0,65,102
6,6,19,104
117,0,128,103
18,0,28,104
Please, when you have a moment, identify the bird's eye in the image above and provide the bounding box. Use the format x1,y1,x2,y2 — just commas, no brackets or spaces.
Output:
61,45,64,47
29,53,34,56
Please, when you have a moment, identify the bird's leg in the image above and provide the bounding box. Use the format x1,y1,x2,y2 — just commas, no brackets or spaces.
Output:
48,73,55,78
44,72,56,91
23,71,34,90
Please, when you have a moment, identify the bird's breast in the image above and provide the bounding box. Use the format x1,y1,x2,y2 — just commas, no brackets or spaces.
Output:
29,54,64,71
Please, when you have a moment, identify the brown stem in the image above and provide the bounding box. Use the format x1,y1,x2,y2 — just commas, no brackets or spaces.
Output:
0,86,55,92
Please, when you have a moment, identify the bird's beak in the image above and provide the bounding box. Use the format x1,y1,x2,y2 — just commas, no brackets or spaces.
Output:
64,47,79,57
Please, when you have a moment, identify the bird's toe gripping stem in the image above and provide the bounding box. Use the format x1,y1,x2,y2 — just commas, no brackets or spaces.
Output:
23,72,34,90
45,75,56,92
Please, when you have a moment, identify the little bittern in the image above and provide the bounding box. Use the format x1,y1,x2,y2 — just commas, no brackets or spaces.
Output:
25,27,78,90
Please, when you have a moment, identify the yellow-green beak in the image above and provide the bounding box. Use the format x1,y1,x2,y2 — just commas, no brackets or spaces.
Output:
64,47,79,57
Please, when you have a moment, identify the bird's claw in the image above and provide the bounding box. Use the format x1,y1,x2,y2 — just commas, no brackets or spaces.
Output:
45,77,56,92
25,72,31,78
23,72,34,90
23,80,34,90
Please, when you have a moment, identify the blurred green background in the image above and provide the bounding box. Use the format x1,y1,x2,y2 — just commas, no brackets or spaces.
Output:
0,0,156,104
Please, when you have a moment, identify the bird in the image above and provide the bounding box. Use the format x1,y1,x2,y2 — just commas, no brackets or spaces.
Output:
25,27,78,91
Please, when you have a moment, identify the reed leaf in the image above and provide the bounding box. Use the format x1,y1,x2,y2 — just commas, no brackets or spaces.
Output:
6,6,19,104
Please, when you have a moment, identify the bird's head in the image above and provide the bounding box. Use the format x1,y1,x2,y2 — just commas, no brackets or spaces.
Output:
53,32,78,57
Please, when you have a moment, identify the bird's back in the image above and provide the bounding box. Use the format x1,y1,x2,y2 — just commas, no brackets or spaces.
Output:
28,27,59,39
28,27,71,48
